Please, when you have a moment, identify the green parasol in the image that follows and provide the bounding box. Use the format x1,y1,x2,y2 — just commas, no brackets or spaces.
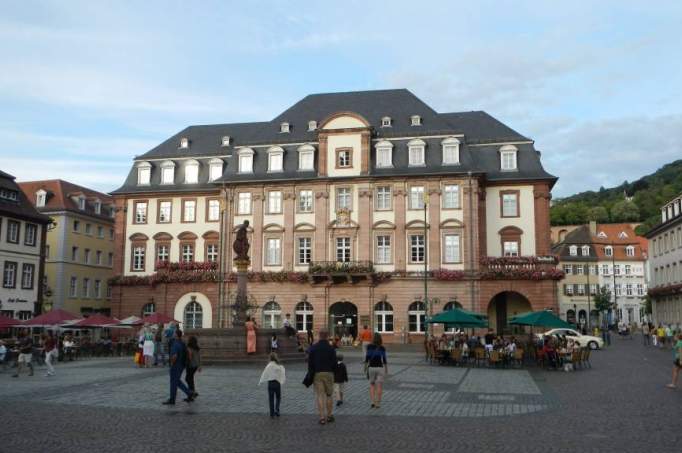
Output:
426,308,488,328
509,311,574,329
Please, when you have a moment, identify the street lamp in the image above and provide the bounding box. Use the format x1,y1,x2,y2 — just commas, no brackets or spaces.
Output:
423,190,429,336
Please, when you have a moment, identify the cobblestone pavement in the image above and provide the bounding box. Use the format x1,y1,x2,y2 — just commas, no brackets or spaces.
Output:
0,336,679,452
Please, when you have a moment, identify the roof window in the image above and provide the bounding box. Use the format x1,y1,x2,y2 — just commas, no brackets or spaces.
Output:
221,136,230,147
410,115,422,126
280,122,290,133
381,117,392,127
308,121,317,131
179,137,189,149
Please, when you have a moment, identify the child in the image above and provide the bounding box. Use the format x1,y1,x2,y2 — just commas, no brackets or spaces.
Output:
270,334,279,353
258,353,285,417
334,352,349,406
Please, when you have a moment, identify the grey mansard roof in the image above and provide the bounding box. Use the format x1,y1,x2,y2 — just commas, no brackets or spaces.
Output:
112,89,555,194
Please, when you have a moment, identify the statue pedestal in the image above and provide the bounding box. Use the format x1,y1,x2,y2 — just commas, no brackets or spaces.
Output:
185,327,305,364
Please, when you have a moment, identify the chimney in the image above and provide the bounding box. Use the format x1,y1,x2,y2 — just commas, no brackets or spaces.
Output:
589,221,597,235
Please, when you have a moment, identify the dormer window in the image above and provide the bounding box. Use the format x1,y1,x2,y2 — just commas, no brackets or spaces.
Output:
160,160,175,185
267,146,284,172
238,148,254,173
605,245,613,257
307,121,317,131
221,136,230,147
441,137,460,165
184,159,199,184
280,122,290,133
36,189,47,207
618,231,628,239
598,231,607,238
375,141,393,168
408,139,426,166
94,199,102,215
78,196,86,210
569,245,577,256
297,144,315,171
626,245,635,257
582,245,590,256
179,137,189,149
208,158,224,181
410,115,422,126
500,144,518,171
136,161,152,186
381,116,392,127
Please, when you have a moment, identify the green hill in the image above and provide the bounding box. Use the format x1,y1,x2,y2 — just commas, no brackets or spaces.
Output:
550,159,682,235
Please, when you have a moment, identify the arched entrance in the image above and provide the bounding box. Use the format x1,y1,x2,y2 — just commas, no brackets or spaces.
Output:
329,301,358,338
174,292,213,329
487,291,532,335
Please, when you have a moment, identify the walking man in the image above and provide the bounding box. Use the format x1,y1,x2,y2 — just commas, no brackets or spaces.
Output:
642,322,650,346
43,331,58,377
12,330,34,377
307,329,336,425
162,329,193,405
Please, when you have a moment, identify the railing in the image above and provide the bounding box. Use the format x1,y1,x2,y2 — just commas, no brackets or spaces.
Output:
479,256,564,280
309,261,374,274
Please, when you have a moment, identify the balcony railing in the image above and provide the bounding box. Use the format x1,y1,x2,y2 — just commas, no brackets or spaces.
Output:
309,261,374,275
479,256,564,280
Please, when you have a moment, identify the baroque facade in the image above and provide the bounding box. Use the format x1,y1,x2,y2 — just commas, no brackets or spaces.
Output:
19,180,116,316
110,89,560,342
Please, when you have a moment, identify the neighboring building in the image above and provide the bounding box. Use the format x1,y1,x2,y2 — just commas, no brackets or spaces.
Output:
553,222,648,327
18,180,116,316
0,170,50,320
645,193,682,325
551,223,640,245
110,89,561,342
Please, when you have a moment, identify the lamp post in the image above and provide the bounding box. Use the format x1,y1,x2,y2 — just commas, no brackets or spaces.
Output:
423,190,429,336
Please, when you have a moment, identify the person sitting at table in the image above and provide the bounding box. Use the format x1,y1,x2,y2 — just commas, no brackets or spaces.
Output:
461,340,469,358
63,335,75,361
542,337,558,369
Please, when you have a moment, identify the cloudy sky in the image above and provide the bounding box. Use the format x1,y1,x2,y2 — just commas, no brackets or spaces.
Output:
1,1,681,197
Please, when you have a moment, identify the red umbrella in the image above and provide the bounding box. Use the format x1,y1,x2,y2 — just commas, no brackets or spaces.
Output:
70,314,120,328
22,308,81,327
142,312,177,324
0,314,22,328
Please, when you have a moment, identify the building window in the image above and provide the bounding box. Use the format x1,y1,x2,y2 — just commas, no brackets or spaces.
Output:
262,301,282,329
605,246,613,257
625,264,631,275
142,303,155,317
109,228,114,240
336,187,352,210
268,191,282,214
239,150,254,173
410,234,425,263
134,201,148,224
297,237,312,265
441,137,460,165
410,115,422,126
221,136,230,147
24,224,37,246
564,264,573,275
93,280,101,298
182,199,196,222
207,199,220,222
336,237,351,263
443,234,461,263
501,191,519,217
82,278,90,298
266,238,282,265
268,147,284,172
442,185,460,209
181,244,194,263
97,226,104,238
184,301,203,329
84,249,91,264
376,235,391,264
45,245,50,259
626,245,635,257
2,262,17,288
237,193,251,215
94,201,101,214
381,116,392,127
108,252,113,266
161,161,175,184
626,284,633,296
298,190,313,213
614,264,621,275
295,301,314,332
375,186,392,210
209,158,223,181
69,277,77,297
73,220,80,232
408,139,425,166
408,301,426,333
615,284,622,296
36,190,47,207
85,223,92,235
158,200,172,223
184,160,199,184
410,186,425,209
298,145,315,170
78,197,86,210
106,285,112,299
500,145,518,171
336,148,352,168
132,246,145,271
375,301,394,332
569,245,577,256
280,122,290,133
156,244,169,263
503,241,519,257
179,137,189,149
375,141,393,168
308,120,317,131
206,244,219,263
71,246,78,261
637,284,644,296
7,220,20,243
576,265,584,275
582,245,590,256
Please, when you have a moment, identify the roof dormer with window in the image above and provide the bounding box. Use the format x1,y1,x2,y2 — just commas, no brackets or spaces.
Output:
500,144,518,171
136,161,152,186
441,137,460,165
375,140,393,168
208,158,224,181
179,137,189,149
297,144,315,171
408,139,426,166
36,189,47,207
569,245,577,256
238,148,254,173
410,115,422,126
267,146,284,173
160,160,175,185
381,116,392,127
94,199,102,215
280,122,290,133
221,136,230,147
184,159,200,184
307,120,317,131
77,195,86,210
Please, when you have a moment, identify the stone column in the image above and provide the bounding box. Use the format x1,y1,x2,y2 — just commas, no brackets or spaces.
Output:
428,183,441,271
233,258,250,326
394,184,407,272
314,189,329,261
358,185,372,261
251,191,264,271
283,189,295,270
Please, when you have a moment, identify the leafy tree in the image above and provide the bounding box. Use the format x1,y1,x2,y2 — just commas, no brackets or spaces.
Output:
593,286,612,312
610,200,640,222
643,295,652,315
563,203,589,224
587,206,609,222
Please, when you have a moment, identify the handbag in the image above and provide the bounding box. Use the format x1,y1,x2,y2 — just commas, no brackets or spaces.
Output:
302,370,314,388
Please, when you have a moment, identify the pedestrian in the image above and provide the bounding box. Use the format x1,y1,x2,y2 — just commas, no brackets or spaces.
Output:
259,352,286,418
365,333,388,408
283,314,296,338
334,352,348,406
185,335,201,400
307,329,337,425
642,322,650,346
12,329,34,377
0,340,7,371
143,326,154,368
164,322,176,358
307,328,314,346
43,331,58,377
657,325,665,348
358,325,372,359
666,333,682,389
665,325,673,349
154,327,166,366
162,329,193,405
270,334,279,353
245,316,257,354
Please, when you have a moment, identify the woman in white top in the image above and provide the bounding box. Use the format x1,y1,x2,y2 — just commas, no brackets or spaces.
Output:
259,353,286,418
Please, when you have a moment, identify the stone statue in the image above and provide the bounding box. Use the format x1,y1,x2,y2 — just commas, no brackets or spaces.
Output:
233,220,250,262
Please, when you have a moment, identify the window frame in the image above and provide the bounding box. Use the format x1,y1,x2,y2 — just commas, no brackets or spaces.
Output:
409,186,425,210
184,160,199,184
181,198,197,223
500,145,518,171
6,220,20,244
335,187,352,211
297,189,314,213
131,244,146,272
375,234,392,265
133,200,148,225
500,190,520,218
160,161,175,185
265,237,282,266
336,236,352,263
267,147,284,173
442,184,460,210
2,261,17,289
409,234,426,264
296,236,312,266
442,233,462,264
375,186,392,211
206,198,221,222
237,192,252,215
297,145,315,171
374,301,394,333
157,199,172,224
238,149,254,174
24,223,37,246
267,191,283,214
375,141,393,168
335,148,353,169
441,137,460,165
208,158,223,182
408,140,426,166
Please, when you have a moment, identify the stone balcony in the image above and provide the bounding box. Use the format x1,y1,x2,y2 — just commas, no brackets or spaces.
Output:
308,260,374,284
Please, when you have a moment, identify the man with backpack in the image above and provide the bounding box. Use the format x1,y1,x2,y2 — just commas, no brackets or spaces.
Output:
162,329,193,405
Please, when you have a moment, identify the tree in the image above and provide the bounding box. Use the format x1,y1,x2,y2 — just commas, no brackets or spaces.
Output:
610,200,640,222
587,206,609,222
593,286,612,313
563,203,589,224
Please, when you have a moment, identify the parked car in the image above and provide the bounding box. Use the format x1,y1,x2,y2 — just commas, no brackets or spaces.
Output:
537,328,604,350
